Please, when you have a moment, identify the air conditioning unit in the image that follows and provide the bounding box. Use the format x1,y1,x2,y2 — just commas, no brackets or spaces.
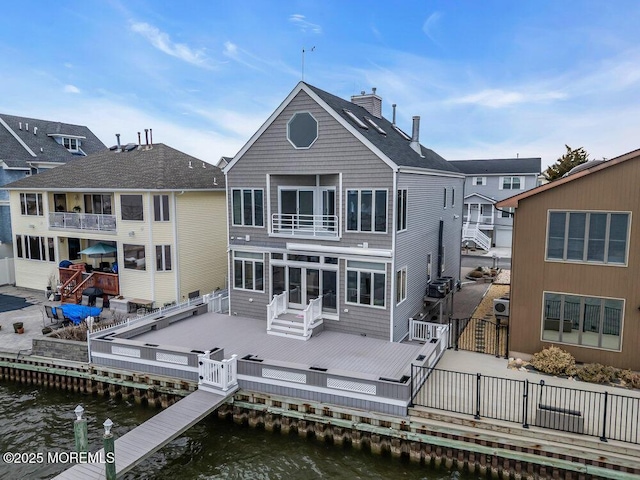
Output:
493,298,510,317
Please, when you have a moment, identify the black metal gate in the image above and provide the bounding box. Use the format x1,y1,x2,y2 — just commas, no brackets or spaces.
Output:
448,317,509,358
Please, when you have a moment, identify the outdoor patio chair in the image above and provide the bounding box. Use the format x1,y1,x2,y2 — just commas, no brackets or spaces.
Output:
44,305,59,323
56,307,71,327
81,295,90,306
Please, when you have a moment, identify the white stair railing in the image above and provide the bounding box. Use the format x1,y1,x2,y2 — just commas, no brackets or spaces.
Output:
303,296,323,337
462,224,491,251
267,290,288,330
409,319,450,346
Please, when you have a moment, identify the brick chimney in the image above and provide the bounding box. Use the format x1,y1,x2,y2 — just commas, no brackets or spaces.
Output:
351,87,382,119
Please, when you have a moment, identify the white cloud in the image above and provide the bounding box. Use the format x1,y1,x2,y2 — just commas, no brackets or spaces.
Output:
63,84,81,94
130,21,211,69
422,12,442,44
450,89,567,108
289,14,322,34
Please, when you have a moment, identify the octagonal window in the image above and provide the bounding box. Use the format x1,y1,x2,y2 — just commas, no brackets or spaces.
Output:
287,112,318,149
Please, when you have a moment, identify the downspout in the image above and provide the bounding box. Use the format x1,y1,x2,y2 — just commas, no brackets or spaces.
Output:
390,169,398,342
437,219,444,277
172,192,180,302
225,173,232,315
148,194,155,304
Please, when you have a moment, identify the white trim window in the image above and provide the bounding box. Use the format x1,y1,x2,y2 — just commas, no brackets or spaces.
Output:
232,189,264,227
542,292,623,351
346,189,387,232
346,260,386,308
20,193,43,216
155,245,172,271
15,234,54,262
153,195,170,222
233,251,264,291
63,137,79,152
546,211,630,265
396,266,407,305
396,189,407,232
500,176,524,190
501,207,514,218
472,177,486,186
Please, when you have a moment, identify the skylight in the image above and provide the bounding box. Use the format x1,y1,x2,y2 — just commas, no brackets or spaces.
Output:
393,125,411,141
364,116,386,135
342,109,368,129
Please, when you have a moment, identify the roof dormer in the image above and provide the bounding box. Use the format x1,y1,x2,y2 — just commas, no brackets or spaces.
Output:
47,133,87,154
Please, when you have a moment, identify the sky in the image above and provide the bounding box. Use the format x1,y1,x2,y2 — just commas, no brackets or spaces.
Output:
1,1,639,170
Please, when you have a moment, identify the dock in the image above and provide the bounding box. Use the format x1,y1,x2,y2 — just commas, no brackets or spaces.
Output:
54,389,233,479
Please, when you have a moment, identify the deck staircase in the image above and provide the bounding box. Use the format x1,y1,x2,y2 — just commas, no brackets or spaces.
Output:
267,291,323,340
462,223,492,251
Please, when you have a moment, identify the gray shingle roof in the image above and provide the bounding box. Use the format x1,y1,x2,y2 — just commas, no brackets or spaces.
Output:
0,113,106,166
5,143,225,191
448,158,541,175
305,83,460,173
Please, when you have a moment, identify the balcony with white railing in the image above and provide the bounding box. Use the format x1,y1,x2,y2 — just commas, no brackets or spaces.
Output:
49,212,117,232
271,214,339,238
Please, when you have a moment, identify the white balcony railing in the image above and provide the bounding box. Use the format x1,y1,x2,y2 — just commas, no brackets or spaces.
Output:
271,214,338,238
49,212,117,232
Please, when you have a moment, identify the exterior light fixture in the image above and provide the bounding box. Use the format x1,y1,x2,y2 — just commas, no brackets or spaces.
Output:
103,418,113,436
74,405,84,421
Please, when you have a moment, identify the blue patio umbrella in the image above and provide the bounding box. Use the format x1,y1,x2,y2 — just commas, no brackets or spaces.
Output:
78,243,117,265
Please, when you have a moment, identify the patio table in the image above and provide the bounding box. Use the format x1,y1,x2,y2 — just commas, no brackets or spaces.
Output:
59,304,102,325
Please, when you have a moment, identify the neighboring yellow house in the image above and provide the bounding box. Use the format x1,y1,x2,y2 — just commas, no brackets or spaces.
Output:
5,142,226,307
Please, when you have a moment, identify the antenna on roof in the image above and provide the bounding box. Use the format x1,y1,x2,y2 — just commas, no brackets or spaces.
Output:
301,46,315,81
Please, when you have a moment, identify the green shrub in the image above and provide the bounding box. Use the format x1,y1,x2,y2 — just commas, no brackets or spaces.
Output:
617,369,640,389
530,346,576,376
576,363,617,383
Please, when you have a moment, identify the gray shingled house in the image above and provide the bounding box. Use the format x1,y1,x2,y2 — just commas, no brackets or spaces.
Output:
450,157,541,249
223,82,465,342
0,113,106,260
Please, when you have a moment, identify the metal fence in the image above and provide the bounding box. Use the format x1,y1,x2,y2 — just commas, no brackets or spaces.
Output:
411,366,640,444
447,317,509,358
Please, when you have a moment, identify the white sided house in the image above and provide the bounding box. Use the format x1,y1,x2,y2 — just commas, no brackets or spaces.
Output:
450,158,541,249
6,142,226,307
224,82,464,342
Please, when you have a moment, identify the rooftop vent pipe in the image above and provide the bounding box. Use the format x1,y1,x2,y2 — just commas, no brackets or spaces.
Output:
392,104,397,126
410,116,423,157
25,123,29,132
116,134,121,152
149,128,153,146
18,122,22,130
144,129,149,147
137,132,141,146
33,127,37,135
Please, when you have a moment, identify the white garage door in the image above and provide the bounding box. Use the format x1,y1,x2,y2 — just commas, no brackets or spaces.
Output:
494,228,512,248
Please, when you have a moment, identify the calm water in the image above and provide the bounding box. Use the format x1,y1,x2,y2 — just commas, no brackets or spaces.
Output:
0,382,482,479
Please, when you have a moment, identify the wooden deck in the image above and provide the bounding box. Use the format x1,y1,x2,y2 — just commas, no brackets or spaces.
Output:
53,389,231,479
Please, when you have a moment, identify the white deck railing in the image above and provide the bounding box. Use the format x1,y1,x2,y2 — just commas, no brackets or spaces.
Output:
271,214,338,237
49,212,117,232
198,352,238,392
462,224,491,251
410,319,450,347
203,290,229,313
303,296,323,337
267,290,288,330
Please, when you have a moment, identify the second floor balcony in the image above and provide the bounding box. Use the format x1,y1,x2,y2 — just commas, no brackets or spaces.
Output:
49,212,117,232
271,213,339,238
